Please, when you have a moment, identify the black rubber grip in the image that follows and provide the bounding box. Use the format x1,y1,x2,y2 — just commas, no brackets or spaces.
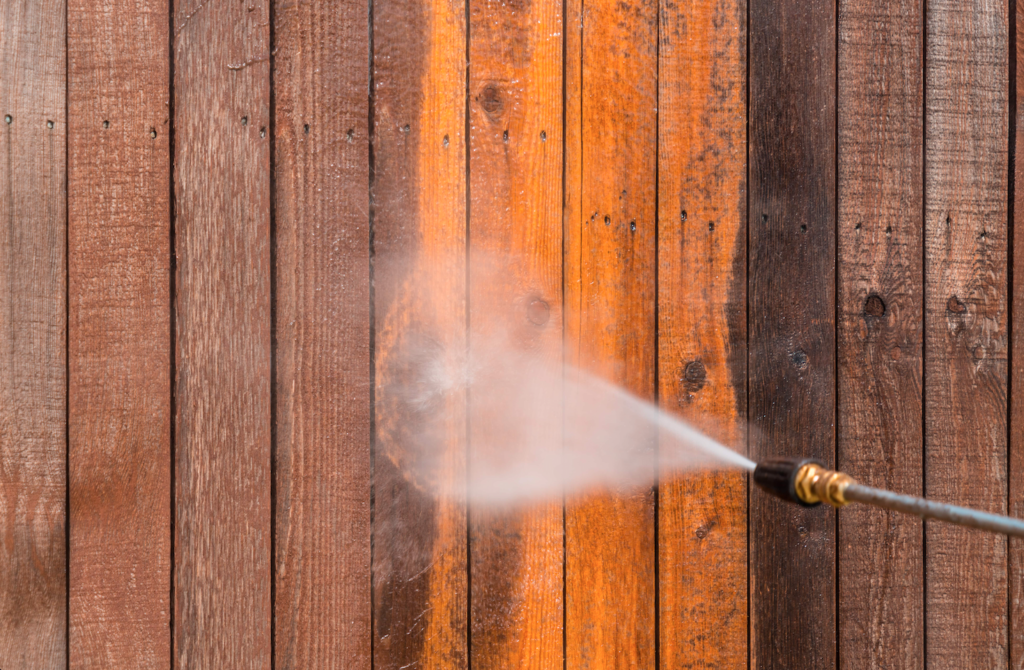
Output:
753,457,823,507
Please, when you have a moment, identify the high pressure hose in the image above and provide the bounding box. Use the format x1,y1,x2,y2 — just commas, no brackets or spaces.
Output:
753,457,1024,538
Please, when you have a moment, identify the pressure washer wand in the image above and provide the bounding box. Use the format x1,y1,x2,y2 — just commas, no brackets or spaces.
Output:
753,457,1024,538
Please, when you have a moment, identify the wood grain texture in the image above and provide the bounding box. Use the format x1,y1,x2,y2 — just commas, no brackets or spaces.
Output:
1013,2,1024,664
467,0,563,667
748,0,836,667
564,0,657,666
0,3,67,668
273,1,371,668
656,0,747,666
371,0,468,666
836,0,924,667
924,1,1009,667
67,0,171,666
173,0,272,665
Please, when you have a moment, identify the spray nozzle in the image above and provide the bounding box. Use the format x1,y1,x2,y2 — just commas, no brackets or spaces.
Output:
753,457,855,508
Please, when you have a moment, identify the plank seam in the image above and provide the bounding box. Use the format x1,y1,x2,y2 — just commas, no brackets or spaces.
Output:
167,0,178,664
920,0,927,662
64,0,70,664
368,0,377,667
1008,0,1016,662
268,0,279,665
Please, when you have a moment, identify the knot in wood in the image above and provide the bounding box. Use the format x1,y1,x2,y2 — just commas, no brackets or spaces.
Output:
946,295,966,314
682,360,706,393
863,293,885,317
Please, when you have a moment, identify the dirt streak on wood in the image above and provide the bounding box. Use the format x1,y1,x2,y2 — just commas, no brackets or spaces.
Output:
0,2,67,668
372,0,468,666
67,0,171,666
748,0,837,667
273,1,371,668
467,0,564,667
564,0,658,667
924,1,1009,667
836,0,925,667
173,0,272,665
656,0,748,666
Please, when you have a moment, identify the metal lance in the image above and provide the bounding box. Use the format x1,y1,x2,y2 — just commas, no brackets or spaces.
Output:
753,457,1024,538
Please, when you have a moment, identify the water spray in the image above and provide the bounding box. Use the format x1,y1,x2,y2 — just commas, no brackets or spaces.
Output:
753,457,1024,538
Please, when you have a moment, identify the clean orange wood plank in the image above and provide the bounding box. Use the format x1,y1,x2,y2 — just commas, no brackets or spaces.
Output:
924,1,1009,666
0,3,67,668
173,0,272,665
467,0,563,667
748,0,836,666
273,1,371,667
371,0,468,666
836,0,924,667
67,0,171,666
564,0,657,666
656,0,747,665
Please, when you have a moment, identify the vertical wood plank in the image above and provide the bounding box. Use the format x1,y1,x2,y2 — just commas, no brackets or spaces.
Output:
173,0,272,665
1013,1,1024,663
273,1,371,667
836,0,925,668
564,0,657,666
656,0,748,666
748,0,836,668
0,2,67,668
467,0,563,667
67,0,171,666
924,1,1009,667
371,0,468,665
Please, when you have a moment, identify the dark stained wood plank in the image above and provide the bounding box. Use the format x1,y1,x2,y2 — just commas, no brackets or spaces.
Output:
656,0,748,665
748,0,836,667
67,0,171,666
924,1,1009,667
467,0,563,667
1013,0,1024,661
836,0,925,667
0,3,67,668
371,0,468,666
564,0,657,666
273,1,371,667
172,0,272,665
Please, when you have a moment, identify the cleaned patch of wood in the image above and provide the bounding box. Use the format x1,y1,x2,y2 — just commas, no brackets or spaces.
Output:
657,0,748,666
372,0,468,667
468,0,564,667
564,0,657,666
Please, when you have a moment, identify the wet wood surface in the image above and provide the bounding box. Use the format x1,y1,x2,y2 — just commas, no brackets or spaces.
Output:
172,0,273,665
0,0,1022,666
371,0,468,667
564,0,658,667
467,0,564,667
67,0,171,666
656,0,748,666
836,0,925,667
924,1,1010,667
0,2,67,669
273,0,371,667
748,0,837,667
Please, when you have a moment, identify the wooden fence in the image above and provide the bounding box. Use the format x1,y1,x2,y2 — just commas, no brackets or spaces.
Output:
0,0,1020,667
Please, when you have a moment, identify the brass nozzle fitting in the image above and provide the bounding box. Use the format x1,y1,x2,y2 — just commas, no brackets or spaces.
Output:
753,457,857,508
794,463,855,508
